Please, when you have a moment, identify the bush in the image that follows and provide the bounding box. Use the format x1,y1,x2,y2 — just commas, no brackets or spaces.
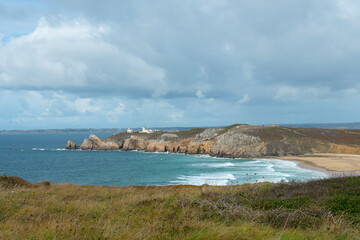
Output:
39,180,51,186
326,195,360,223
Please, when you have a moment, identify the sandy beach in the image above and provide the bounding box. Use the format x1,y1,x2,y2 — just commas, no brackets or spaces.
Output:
277,153,360,175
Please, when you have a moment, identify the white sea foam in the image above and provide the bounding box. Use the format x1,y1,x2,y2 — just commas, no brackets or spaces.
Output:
192,162,235,168
32,148,45,151
234,159,263,165
262,159,299,169
195,154,212,158
210,162,234,168
131,150,182,155
172,173,236,186
266,164,275,172
255,177,288,183
263,158,328,179
130,151,328,184
153,151,170,154
54,148,66,151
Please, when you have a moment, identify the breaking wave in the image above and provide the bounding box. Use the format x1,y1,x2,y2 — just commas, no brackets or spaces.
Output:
32,148,45,151
172,173,236,186
192,162,235,168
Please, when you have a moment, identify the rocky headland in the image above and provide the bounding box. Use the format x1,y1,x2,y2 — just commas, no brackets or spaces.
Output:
66,124,360,158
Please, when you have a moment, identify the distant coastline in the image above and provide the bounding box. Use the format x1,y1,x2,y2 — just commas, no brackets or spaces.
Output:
0,128,124,134
3,122,360,134
0,127,193,134
279,122,360,129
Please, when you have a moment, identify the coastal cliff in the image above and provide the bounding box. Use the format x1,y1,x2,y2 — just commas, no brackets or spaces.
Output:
66,124,360,158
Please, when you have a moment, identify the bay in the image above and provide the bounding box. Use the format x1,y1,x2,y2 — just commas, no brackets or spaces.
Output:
0,132,328,186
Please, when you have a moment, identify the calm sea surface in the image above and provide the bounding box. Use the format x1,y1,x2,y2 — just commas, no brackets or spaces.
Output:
0,132,328,186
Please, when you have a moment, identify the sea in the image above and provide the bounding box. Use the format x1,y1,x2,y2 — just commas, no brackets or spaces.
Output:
0,132,328,186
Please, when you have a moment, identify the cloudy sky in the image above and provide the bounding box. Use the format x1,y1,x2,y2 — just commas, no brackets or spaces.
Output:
1,0,360,130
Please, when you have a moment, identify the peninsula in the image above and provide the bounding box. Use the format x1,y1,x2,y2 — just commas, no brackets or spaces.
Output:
67,124,360,173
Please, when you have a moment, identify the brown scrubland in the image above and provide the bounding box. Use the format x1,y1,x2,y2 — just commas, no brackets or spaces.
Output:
1,175,360,239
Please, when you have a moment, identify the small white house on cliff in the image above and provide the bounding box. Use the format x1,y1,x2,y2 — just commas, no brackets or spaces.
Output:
141,126,153,133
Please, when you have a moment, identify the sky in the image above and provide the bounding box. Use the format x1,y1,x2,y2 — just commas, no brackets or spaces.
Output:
1,0,360,130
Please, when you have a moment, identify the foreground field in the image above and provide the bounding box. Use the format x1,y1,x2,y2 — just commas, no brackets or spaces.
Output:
0,176,360,239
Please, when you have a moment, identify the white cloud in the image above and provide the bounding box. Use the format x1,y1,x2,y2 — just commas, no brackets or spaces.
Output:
238,94,250,104
197,67,207,78
169,111,184,122
2,1,360,128
114,103,126,114
337,0,360,20
135,99,184,124
223,43,233,53
343,88,358,95
107,102,126,116
274,86,331,101
105,102,127,124
242,63,255,82
0,17,166,97
206,98,215,104
196,90,205,98
41,108,50,116
74,98,100,113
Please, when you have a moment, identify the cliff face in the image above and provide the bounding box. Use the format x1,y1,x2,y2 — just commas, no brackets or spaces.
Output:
80,134,120,150
66,124,360,158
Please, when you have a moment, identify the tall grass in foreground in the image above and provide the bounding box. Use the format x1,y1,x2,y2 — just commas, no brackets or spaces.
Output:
0,175,359,239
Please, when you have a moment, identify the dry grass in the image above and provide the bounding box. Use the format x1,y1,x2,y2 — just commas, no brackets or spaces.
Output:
0,176,360,239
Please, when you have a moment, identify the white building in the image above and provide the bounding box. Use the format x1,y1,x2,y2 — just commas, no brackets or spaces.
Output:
141,126,153,133
126,127,133,133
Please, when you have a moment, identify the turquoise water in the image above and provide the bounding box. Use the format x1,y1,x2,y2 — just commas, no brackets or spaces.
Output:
0,132,328,186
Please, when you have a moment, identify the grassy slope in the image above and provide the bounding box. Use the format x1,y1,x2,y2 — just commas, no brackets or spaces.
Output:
1,176,360,239
223,125,360,145
106,125,360,144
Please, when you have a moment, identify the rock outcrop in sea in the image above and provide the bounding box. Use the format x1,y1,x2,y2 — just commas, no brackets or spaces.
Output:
79,134,120,150
67,124,360,158
66,140,78,150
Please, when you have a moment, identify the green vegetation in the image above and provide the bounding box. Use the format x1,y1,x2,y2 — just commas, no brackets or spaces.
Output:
0,176,360,239
0,175,32,188
175,128,205,139
222,123,248,132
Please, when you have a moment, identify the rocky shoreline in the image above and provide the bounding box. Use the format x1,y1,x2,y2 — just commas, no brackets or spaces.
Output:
66,124,360,158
